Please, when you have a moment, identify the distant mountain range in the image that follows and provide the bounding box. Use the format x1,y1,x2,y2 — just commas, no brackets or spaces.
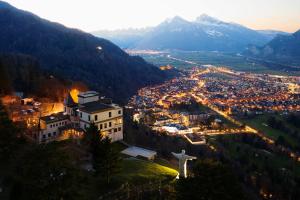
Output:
0,1,170,102
256,30,290,41
93,14,290,52
245,30,300,66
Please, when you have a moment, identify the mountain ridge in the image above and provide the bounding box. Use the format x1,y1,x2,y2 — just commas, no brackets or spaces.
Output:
0,1,169,102
244,29,300,65
93,15,288,52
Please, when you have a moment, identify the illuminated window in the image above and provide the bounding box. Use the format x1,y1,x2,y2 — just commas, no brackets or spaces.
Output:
118,118,123,124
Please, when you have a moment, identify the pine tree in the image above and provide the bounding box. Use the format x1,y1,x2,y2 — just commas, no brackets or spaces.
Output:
96,137,122,184
84,123,121,184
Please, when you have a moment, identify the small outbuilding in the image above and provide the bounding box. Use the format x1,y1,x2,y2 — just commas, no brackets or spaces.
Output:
121,146,157,160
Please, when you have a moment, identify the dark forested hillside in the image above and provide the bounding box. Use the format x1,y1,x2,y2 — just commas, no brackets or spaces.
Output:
0,53,70,101
0,54,41,95
0,1,168,102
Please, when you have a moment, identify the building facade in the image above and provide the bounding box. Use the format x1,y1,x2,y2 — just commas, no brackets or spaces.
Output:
77,91,123,142
38,91,123,143
38,112,82,143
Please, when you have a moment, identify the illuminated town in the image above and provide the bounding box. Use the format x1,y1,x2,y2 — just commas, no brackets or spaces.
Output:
128,65,300,159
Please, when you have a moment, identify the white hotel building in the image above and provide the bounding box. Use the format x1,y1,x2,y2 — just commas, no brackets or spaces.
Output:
77,91,123,141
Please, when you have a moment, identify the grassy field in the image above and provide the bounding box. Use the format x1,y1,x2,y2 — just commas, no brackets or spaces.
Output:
241,114,299,148
211,135,300,177
117,158,178,184
141,51,300,76
111,141,178,183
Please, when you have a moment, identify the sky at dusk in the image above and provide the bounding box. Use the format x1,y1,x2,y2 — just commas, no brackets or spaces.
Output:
5,0,300,33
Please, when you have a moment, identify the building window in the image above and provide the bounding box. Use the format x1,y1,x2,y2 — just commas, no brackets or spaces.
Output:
100,124,103,130
48,133,51,137
109,122,112,127
88,115,90,121
50,124,52,128
118,110,121,115
53,132,56,136
43,135,46,139
117,118,123,124
104,123,107,129
95,115,98,121
80,112,82,118
84,124,87,129
64,107,66,112
114,128,117,132
109,112,112,118
118,127,121,131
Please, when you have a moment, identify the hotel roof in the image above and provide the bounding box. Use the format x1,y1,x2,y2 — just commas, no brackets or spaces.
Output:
78,91,99,98
79,101,115,114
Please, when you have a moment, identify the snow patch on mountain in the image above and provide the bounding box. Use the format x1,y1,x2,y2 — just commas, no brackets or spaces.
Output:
205,30,223,37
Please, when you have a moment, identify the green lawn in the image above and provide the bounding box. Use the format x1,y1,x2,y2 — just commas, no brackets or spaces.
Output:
211,135,300,178
117,158,178,184
241,114,298,148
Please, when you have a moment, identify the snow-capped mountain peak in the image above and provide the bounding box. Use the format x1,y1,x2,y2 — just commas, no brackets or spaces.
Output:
195,14,223,24
164,16,189,24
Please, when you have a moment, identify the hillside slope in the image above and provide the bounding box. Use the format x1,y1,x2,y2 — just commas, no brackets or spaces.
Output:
0,1,168,102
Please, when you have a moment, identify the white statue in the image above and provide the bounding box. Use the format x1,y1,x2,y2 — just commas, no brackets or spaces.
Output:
172,150,196,178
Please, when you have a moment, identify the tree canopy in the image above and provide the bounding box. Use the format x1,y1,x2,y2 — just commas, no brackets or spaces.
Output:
176,159,247,200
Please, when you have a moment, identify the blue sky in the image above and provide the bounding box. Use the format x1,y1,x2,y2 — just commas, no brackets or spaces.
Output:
5,0,300,32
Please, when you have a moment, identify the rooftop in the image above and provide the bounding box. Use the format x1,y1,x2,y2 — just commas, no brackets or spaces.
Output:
40,112,69,124
65,92,77,107
79,101,115,113
78,91,99,98
121,146,157,159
